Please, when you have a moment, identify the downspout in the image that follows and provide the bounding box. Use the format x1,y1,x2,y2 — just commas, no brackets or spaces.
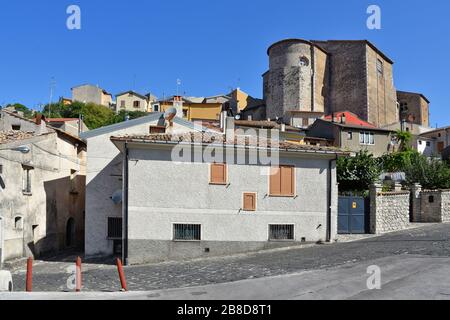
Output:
122,142,129,265
326,154,337,242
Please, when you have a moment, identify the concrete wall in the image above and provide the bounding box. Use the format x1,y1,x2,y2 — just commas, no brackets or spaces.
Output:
0,111,48,134
125,145,338,264
84,118,206,257
0,133,85,262
72,85,112,107
339,129,394,157
369,184,410,234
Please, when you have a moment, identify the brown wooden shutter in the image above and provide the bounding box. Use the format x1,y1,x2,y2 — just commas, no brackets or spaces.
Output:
438,142,445,153
210,163,227,184
243,193,256,211
270,166,294,196
269,167,281,195
280,166,294,196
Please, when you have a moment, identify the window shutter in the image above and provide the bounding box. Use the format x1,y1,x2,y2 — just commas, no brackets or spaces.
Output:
280,166,294,196
243,193,256,211
210,163,227,184
269,167,281,195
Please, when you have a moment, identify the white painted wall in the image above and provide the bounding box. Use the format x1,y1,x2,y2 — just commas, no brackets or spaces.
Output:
125,144,338,262
85,118,207,256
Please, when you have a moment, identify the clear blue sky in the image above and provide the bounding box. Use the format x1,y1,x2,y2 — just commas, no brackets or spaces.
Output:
0,0,449,127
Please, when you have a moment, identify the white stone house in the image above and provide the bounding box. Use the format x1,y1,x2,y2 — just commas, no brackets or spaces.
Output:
115,91,157,114
0,121,86,264
81,113,212,258
109,128,344,265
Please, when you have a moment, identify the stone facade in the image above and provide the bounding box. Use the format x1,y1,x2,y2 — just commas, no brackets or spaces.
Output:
412,187,450,223
397,91,430,127
369,184,410,234
263,39,399,128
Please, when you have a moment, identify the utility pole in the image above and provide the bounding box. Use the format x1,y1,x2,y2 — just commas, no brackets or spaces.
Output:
48,77,56,118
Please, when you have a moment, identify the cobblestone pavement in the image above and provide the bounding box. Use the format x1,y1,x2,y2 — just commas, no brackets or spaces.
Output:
6,223,450,292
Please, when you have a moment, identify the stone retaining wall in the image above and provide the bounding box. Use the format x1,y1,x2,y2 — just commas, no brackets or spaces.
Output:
370,184,410,234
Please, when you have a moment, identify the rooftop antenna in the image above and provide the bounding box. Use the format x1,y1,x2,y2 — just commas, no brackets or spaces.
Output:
176,79,181,96
48,77,56,118
133,74,136,91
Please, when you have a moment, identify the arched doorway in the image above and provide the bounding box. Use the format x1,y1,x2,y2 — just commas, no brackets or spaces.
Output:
66,218,75,248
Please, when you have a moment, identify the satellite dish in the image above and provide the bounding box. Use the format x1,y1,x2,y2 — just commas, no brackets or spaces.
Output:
235,114,241,120
111,189,122,205
164,107,177,121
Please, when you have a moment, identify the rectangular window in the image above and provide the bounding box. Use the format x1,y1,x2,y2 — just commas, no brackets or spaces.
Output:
210,163,227,185
12,125,21,131
347,132,353,140
107,217,122,239
426,141,431,147
360,132,375,145
376,59,384,76
70,169,77,193
243,193,256,211
269,166,294,197
269,224,294,241
152,104,160,112
120,100,125,108
22,165,33,194
173,224,201,241
302,118,309,127
133,101,140,108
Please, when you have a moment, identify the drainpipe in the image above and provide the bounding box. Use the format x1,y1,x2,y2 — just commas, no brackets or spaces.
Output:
326,155,337,242
122,142,129,265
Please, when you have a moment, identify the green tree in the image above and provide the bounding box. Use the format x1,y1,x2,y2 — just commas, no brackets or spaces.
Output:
337,150,382,192
404,153,450,189
395,129,413,152
5,103,35,119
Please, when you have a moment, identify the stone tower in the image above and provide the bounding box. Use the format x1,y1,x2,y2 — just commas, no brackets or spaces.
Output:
263,39,328,128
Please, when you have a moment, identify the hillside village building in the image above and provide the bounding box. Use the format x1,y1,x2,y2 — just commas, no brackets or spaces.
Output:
110,128,344,264
72,84,114,107
0,110,86,263
81,113,213,257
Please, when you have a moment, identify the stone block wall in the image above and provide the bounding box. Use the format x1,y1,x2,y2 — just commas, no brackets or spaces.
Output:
370,184,410,234
419,190,450,223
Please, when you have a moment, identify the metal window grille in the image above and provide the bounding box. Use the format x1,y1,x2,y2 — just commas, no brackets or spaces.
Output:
269,224,294,240
173,224,201,241
108,217,122,239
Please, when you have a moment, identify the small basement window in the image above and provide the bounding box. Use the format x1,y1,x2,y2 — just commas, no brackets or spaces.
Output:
107,217,122,239
269,224,294,241
173,224,201,241
12,125,21,131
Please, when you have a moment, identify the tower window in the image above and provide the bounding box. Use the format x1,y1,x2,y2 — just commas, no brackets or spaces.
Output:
376,59,384,76
299,56,309,67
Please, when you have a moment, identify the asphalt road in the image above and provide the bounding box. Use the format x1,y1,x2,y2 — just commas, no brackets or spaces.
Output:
4,223,450,295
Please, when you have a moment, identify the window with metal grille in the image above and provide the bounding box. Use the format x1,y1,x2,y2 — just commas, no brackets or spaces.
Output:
173,224,201,241
269,224,294,241
107,217,122,239
376,59,384,76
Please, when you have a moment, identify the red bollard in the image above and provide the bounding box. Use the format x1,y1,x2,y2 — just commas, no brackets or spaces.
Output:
75,256,82,292
26,257,33,292
116,258,128,291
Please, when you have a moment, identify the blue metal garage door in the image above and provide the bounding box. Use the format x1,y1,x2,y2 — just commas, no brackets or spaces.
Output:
338,196,368,234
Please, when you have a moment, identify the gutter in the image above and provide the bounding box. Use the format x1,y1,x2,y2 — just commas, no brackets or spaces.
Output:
326,154,337,242
122,142,129,265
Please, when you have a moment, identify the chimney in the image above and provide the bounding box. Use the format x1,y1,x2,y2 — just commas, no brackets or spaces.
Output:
220,110,228,130
281,123,286,132
341,113,346,124
225,116,235,143
247,115,252,121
